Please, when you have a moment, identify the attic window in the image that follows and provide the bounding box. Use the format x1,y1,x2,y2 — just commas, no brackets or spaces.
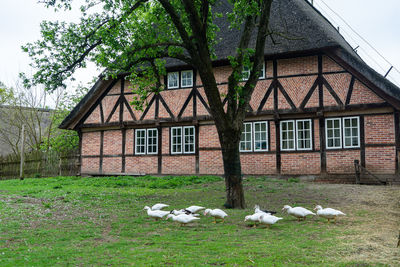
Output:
167,72,179,89
181,70,193,88
241,62,265,81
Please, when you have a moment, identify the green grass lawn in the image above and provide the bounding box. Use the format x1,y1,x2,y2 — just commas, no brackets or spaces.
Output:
0,175,398,266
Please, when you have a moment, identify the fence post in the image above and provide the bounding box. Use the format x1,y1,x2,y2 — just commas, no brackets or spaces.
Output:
19,124,25,180
59,157,62,176
354,160,360,184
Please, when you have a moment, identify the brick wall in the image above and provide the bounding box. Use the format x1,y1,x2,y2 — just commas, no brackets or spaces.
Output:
103,157,122,173
199,150,224,175
199,125,220,148
364,114,395,144
326,150,360,174
162,156,196,174
322,56,344,72
125,156,158,174
103,130,122,155
365,146,396,174
277,56,318,76
81,157,100,174
350,80,385,105
81,132,101,156
281,153,321,175
241,153,277,175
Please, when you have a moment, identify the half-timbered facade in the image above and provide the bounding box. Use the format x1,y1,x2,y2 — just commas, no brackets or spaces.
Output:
60,0,400,183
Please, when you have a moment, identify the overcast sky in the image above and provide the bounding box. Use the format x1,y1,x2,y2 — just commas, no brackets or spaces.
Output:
0,0,399,94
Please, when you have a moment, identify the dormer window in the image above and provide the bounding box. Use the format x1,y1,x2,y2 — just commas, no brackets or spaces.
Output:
167,72,179,89
167,70,194,89
181,70,193,88
242,61,265,81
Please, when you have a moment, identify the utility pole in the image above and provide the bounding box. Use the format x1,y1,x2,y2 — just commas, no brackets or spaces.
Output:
20,124,25,180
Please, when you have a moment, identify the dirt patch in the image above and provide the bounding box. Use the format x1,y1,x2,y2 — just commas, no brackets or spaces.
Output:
306,183,400,265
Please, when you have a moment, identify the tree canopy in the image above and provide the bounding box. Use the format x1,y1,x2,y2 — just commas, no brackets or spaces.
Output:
24,0,274,208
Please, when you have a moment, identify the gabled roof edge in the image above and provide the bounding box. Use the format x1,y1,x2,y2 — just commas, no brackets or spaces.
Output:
327,47,400,110
59,77,110,130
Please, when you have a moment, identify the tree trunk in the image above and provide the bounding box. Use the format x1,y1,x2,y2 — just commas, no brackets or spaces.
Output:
220,131,245,209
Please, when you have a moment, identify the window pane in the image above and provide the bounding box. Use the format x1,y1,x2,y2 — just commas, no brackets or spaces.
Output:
296,120,312,150
181,70,193,87
239,123,252,151
281,121,295,150
326,118,341,149
168,72,178,88
135,129,146,154
343,117,359,148
147,129,158,154
171,127,182,153
183,126,195,153
254,122,268,151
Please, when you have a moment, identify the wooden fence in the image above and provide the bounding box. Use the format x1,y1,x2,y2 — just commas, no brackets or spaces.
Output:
0,150,80,180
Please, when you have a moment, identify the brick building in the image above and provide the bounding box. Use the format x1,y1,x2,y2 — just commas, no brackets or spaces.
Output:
60,0,400,183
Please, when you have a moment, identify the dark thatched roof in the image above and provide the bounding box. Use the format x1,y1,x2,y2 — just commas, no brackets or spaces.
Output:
59,0,400,130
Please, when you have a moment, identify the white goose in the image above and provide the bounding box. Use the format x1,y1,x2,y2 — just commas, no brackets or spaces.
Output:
244,213,264,228
166,214,200,226
254,204,279,215
185,205,205,214
151,203,169,210
314,205,346,223
258,214,283,228
143,206,170,220
171,209,200,217
282,205,315,221
204,209,228,223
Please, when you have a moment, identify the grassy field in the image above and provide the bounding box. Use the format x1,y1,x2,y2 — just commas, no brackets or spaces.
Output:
0,175,398,266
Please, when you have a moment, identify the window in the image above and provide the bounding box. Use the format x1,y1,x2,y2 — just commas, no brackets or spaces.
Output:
171,127,182,154
280,119,312,151
135,128,158,155
296,120,312,150
325,117,360,149
135,129,146,155
181,70,193,88
241,62,265,81
167,72,179,89
280,120,295,151
240,123,253,152
242,66,251,81
147,129,158,154
183,126,195,153
239,121,269,152
326,118,342,149
171,126,195,154
254,122,268,151
343,117,360,148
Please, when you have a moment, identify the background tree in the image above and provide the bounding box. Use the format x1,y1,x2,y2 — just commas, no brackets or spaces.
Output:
22,0,274,208
0,81,53,157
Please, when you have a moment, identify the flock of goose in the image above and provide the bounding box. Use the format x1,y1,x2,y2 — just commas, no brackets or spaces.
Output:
143,203,346,228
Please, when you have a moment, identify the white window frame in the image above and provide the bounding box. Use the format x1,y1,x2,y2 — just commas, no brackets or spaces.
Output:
181,70,193,88
253,121,268,152
259,61,265,79
296,119,312,151
325,118,342,149
241,62,265,81
239,122,253,152
343,116,360,148
167,72,179,89
171,127,182,154
146,128,158,155
183,126,195,154
280,120,296,151
135,129,146,155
